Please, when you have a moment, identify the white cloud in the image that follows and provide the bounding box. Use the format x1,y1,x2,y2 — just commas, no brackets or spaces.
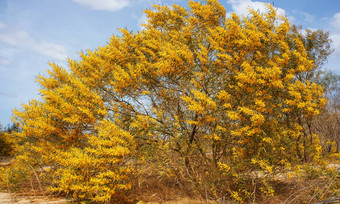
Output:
35,41,69,61
227,0,286,17
331,33,340,50
296,11,314,23
72,0,129,11
301,11,314,23
330,13,340,57
332,13,340,30
138,13,148,30
330,33,340,57
0,27,68,61
292,10,314,23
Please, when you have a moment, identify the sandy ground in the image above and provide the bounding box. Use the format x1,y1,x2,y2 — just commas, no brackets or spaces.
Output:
0,192,68,204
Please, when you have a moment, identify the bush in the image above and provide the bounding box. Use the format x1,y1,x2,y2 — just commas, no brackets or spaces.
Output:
3,0,338,203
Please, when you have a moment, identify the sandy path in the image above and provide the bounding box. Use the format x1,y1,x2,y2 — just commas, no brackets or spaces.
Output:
0,193,13,203
0,192,68,204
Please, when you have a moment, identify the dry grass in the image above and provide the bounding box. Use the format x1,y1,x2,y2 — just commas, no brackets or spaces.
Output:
131,165,340,204
1,158,339,203
132,172,206,204
1,176,339,204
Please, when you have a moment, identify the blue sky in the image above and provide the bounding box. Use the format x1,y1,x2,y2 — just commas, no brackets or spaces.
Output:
0,0,340,126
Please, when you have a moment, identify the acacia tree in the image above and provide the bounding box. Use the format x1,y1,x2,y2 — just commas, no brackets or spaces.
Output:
4,0,332,202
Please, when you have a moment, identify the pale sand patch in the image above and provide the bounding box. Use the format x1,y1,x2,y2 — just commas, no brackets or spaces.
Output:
0,192,68,204
0,192,13,203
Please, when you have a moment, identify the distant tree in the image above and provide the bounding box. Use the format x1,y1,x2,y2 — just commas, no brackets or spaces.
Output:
311,71,340,152
0,123,15,156
321,71,340,110
5,123,20,133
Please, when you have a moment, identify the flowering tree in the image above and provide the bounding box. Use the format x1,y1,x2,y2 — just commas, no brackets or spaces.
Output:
3,0,333,202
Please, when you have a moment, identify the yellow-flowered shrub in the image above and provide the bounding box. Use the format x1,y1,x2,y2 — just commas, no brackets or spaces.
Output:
2,1,337,203
50,120,135,203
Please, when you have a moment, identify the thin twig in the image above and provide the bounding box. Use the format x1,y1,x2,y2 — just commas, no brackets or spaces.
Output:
314,197,340,204
6,170,10,193
252,178,256,204
319,175,336,200
309,174,336,204
205,185,209,204
284,182,316,204
30,177,35,191
29,164,43,191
